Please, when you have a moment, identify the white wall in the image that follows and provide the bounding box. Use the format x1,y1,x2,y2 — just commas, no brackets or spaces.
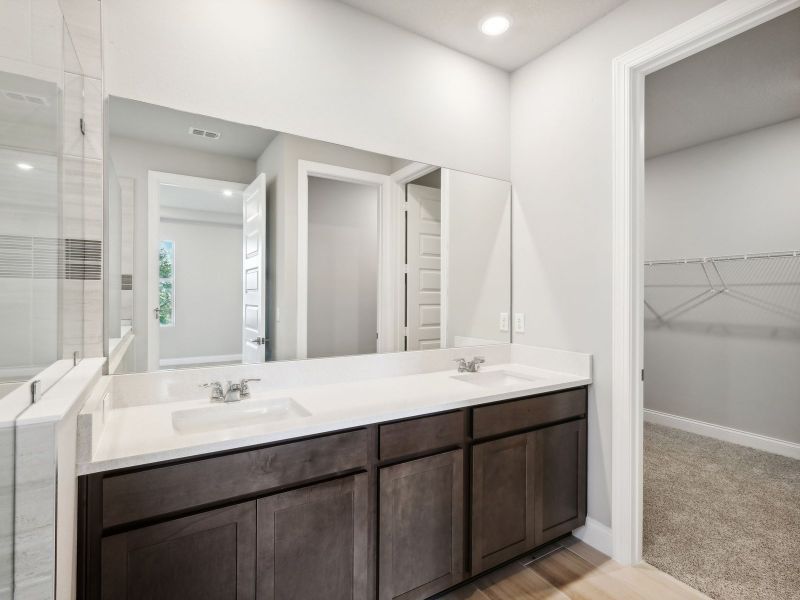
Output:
307,177,378,359
109,135,256,370
103,0,509,180
509,0,724,528
644,118,800,444
256,133,394,360
445,170,511,346
159,217,243,362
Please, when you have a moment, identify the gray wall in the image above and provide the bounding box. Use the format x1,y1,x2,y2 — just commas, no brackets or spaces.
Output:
159,217,243,363
109,135,256,370
509,0,725,528
644,118,800,443
307,177,378,358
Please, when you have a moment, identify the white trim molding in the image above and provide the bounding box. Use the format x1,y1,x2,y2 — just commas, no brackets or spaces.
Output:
573,518,613,557
644,409,800,460
296,160,393,359
611,0,800,566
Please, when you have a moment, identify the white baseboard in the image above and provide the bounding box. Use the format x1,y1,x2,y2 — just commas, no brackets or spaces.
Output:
160,354,242,367
644,408,800,460
572,517,613,556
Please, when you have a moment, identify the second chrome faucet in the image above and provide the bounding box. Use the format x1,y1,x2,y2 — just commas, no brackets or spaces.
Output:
454,357,485,373
200,378,261,403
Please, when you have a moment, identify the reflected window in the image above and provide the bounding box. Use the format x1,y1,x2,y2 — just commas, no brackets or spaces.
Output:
159,240,175,326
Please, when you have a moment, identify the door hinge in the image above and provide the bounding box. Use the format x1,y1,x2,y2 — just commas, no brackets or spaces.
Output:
641,368,645,382
79,117,86,136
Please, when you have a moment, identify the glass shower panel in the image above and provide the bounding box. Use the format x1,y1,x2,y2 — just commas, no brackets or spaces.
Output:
0,0,77,594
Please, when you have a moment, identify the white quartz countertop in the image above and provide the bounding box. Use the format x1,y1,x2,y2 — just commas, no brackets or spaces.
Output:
80,362,590,475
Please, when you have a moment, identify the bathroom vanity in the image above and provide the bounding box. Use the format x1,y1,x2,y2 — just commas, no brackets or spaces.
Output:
76,358,588,600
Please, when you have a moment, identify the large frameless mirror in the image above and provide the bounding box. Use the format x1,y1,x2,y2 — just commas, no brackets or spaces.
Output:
106,97,512,373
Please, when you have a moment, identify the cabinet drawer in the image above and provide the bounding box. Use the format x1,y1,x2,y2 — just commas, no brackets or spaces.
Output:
379,411,463,461
102,429,368,528
472,388,586,440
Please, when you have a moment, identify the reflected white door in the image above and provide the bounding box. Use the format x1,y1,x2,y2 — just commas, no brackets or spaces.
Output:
406,184,441,350
242,174,268,363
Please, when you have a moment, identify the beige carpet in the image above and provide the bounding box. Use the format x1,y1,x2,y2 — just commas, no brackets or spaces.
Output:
643,422,800,600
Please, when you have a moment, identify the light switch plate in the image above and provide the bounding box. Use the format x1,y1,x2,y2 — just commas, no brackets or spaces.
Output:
499,312,509,332
514,312,525,333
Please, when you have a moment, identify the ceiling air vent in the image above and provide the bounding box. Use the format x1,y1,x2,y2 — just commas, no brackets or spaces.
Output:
188,126,221,140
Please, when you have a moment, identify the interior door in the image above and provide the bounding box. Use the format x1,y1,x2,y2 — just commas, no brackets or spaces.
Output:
405,184,442,350
242,173,268,363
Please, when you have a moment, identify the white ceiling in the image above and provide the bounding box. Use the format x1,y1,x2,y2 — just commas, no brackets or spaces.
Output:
645,8,800,158
109,97,278,160
335,0,625,71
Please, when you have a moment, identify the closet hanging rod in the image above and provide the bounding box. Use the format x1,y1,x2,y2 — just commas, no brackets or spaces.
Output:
645,250,799,267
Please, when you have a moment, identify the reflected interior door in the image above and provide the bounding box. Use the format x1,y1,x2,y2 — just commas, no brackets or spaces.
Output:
405,184,441,351
242,174,268,363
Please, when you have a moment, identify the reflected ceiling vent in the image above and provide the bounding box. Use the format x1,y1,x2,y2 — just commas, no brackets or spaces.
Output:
2,89,50,106
188,126,221,140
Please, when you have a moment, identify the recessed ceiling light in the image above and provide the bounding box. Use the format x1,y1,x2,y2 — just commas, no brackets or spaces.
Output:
480,15,511,36
16,162,34,171
222,190,233,197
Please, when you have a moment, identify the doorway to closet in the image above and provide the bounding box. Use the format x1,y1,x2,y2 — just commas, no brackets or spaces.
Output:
641,8,800,600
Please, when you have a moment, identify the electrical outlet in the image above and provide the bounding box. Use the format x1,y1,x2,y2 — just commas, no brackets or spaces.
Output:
499,312,509,332
513,312,525,333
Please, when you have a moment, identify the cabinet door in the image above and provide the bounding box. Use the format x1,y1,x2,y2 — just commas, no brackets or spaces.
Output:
535,419,587,545
379,450,464,600
257,474,369,600
101,501,256,600
471,432,536,572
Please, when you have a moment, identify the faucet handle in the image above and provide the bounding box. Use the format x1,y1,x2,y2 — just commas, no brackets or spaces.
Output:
473,356,486,364
200,381,225,402
453,358,467,372
239,378,261,398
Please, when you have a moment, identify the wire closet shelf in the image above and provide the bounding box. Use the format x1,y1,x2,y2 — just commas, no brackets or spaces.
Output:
643,250,800,337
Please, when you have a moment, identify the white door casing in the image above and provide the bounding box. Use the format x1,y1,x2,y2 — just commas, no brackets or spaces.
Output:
242,174,268,363
405,184,442,351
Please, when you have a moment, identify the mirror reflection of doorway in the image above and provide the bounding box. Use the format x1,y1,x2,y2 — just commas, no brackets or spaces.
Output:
147,172,267,370
306,176,379,359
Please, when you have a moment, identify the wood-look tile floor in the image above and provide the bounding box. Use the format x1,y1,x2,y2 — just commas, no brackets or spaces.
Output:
438,537,711,600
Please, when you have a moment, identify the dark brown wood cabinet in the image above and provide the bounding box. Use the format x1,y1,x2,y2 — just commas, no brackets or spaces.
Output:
535,419,587,544
100,502,257,600
80,386,588,600
378,450,464,600
470,432,536,572
257,474,369,600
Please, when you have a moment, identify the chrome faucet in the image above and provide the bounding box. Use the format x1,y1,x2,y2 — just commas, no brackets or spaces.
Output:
200,378,261,403
454,356,486,373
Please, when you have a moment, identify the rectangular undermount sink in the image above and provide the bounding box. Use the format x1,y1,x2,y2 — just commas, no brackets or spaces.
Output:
172,397,311,434
451,370,541,389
